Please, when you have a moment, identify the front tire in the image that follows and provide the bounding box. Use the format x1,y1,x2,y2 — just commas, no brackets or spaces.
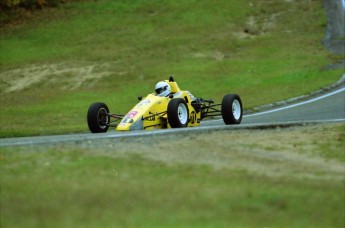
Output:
221,94,243,125
167,98,189,128
87,102,110,133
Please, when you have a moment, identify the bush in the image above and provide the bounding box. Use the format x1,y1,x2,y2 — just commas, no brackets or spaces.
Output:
0,0,64,9
0,0,66,25
0,0,21,8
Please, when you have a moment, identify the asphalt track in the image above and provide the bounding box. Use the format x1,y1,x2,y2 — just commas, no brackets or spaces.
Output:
0,86,344,147
203,86,345,126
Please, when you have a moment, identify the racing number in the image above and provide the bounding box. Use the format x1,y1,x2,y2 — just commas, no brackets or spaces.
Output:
147,115,156,121
190,111,197,124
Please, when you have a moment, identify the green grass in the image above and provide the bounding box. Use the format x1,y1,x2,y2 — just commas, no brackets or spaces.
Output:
1,2,344,226
0,0,343,137
1,124,344,227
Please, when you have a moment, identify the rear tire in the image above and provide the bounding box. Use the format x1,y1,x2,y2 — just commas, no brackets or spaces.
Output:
221,94,243,125
87,102,110,133
168,98,189,128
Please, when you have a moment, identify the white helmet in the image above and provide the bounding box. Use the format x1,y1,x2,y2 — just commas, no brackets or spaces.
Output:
155,81,171,97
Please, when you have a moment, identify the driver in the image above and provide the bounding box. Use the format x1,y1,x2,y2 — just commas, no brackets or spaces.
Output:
154,80,201,111
155,81,171,97
155,80,197,100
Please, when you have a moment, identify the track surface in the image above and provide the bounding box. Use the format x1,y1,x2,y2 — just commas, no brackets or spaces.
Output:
0,86,344,147
203,86,345,126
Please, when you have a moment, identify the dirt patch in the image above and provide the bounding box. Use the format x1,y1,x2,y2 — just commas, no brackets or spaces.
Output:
243,13,281,36
76,123,345,181
0,62,113,93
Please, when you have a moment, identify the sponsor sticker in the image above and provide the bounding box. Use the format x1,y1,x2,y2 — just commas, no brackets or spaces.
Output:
137,99,151,107
125,111,138,119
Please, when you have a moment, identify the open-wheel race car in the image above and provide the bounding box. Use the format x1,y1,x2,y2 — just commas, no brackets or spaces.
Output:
87,76,243,133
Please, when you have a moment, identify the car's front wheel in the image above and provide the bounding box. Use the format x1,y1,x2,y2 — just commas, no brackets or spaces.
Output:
87,102,110,133
221,94,243,125
167,98,189,128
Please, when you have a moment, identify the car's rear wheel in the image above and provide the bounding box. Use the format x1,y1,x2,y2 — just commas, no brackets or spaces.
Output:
87,102,110,133
168,98,189,128
221,94,243,125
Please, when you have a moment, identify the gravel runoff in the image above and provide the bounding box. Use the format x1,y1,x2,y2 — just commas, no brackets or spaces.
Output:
322,0,345,71
323,0,345,55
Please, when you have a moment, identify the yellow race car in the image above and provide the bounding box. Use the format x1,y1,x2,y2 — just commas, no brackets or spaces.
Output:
87,76,243,133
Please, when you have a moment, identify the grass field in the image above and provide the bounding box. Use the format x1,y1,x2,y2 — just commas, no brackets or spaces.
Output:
0,1,344,227
0,0,343,137
1,123,344,227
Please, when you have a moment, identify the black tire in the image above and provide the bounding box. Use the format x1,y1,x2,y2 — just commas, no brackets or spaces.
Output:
167,98,189,128
87,102,110,133
221,94,243,125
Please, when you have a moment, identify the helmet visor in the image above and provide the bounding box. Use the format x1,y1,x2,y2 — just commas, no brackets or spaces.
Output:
156,86,167,95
